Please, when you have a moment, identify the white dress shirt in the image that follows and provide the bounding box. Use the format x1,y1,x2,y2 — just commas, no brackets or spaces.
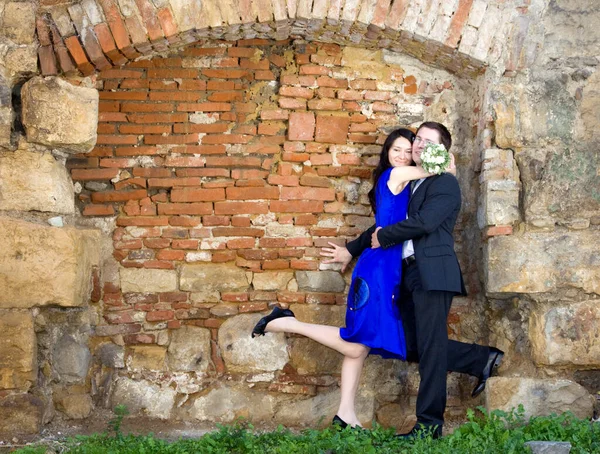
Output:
402,178,425,259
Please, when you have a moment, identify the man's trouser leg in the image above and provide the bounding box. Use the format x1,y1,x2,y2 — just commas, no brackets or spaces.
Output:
400,263,451,430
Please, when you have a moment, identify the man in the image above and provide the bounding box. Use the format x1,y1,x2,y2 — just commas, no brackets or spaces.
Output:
323,122,503,438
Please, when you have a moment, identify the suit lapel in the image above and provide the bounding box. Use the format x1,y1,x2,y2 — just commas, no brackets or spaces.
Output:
408,176,432,212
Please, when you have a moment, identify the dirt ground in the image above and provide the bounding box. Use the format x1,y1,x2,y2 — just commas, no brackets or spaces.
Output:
0,410,218,452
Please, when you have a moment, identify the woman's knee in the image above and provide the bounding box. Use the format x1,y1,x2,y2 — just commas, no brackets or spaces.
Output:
348,344,369,359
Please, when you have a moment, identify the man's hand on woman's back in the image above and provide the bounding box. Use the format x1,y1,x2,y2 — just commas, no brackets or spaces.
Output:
320,242,353,272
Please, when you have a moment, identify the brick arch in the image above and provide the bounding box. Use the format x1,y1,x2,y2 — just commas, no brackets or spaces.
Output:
37,0,512,78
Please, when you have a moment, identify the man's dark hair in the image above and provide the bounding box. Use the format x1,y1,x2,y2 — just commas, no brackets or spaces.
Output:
417,122,452,152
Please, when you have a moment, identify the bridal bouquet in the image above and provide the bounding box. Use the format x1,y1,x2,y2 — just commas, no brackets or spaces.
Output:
420,142,451,175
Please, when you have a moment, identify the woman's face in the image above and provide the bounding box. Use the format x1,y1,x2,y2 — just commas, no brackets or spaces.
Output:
388,136,413,168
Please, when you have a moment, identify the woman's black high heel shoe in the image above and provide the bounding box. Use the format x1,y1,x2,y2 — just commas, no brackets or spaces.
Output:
251,306,295,338
332,415,349,429
333,415,365,430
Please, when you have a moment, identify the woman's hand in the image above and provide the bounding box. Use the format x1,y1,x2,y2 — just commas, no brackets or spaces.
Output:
371,227,381,248
320,242,353,272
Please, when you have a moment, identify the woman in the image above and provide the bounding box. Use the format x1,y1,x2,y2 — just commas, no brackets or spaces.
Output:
252,128,446,429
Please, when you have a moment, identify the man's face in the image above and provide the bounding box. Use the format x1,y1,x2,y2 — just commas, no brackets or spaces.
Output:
412,127,441,165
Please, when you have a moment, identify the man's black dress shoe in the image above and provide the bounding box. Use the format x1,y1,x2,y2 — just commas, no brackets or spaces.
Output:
396,425,442,440
471,347,504,397
251,306,295,338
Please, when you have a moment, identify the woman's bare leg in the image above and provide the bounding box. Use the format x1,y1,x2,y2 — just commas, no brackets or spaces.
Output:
336,346,370,427
265,317,367,358
265,316,370,428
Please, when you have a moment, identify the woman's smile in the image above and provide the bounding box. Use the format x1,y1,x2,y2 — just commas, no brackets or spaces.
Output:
388,136,414,168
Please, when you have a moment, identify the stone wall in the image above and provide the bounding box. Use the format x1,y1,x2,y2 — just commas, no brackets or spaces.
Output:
482,0,600,421
0,0,598,439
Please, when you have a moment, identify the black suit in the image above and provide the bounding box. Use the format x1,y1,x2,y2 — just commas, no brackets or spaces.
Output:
346,173,489,431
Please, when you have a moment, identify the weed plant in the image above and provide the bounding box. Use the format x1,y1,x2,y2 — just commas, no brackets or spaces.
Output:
14,405,600,454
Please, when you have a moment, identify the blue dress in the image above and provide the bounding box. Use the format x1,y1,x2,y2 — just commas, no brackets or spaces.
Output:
340,168,408,359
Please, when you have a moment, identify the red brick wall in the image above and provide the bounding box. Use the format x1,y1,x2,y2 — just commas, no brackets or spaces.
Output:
69,39,459,345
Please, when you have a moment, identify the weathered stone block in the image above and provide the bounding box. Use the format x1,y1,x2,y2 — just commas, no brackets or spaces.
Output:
295,271,346,293
120,268,178,293
516,146,600,226
168,0,204,32
0,149,74,214
167,325,211,373
478,181,520,228
524,441,572,454
0,106,11,149
360,356,406,401
493,77,576,149
218,314,288,373
275,390,338,427
0,218,101,308
376,403,417,433
252,271,294,291
21,77,98,153
265,224,308,237
343,47,398,84
484,231,600,294
111,377,175,419
289,338,343,375
274,389,375,428
2,2,36,44
542,0,600,63
0,393,43,437
188,384,276,423
97,343,125,368
209,303,239,317
478,148,521,228
579,69,600,143
289,304,345,326
190,290,220,303
53,335,91,383
180,264,249,292
486,377,594,420
54,388,93,419
530,300,600,368
0,311,36,391
127,345,167,371
5,45,38,81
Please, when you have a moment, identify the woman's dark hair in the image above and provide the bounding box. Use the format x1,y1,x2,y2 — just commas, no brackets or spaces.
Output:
367,128,416,213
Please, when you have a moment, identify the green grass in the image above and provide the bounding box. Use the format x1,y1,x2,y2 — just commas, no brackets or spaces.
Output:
14,406,600,454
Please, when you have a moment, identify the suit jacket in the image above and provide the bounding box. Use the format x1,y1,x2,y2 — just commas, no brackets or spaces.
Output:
346,173,467,295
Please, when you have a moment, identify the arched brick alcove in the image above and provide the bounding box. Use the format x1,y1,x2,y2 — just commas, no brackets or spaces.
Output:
63,34,487,429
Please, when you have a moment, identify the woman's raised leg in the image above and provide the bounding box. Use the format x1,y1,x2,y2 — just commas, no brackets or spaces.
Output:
265,317,367,358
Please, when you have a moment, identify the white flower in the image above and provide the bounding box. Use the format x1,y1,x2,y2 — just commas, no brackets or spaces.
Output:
421,143,450,175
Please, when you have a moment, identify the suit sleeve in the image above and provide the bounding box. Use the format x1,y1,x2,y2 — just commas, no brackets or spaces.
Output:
377,175,461,248
346,224,377,258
